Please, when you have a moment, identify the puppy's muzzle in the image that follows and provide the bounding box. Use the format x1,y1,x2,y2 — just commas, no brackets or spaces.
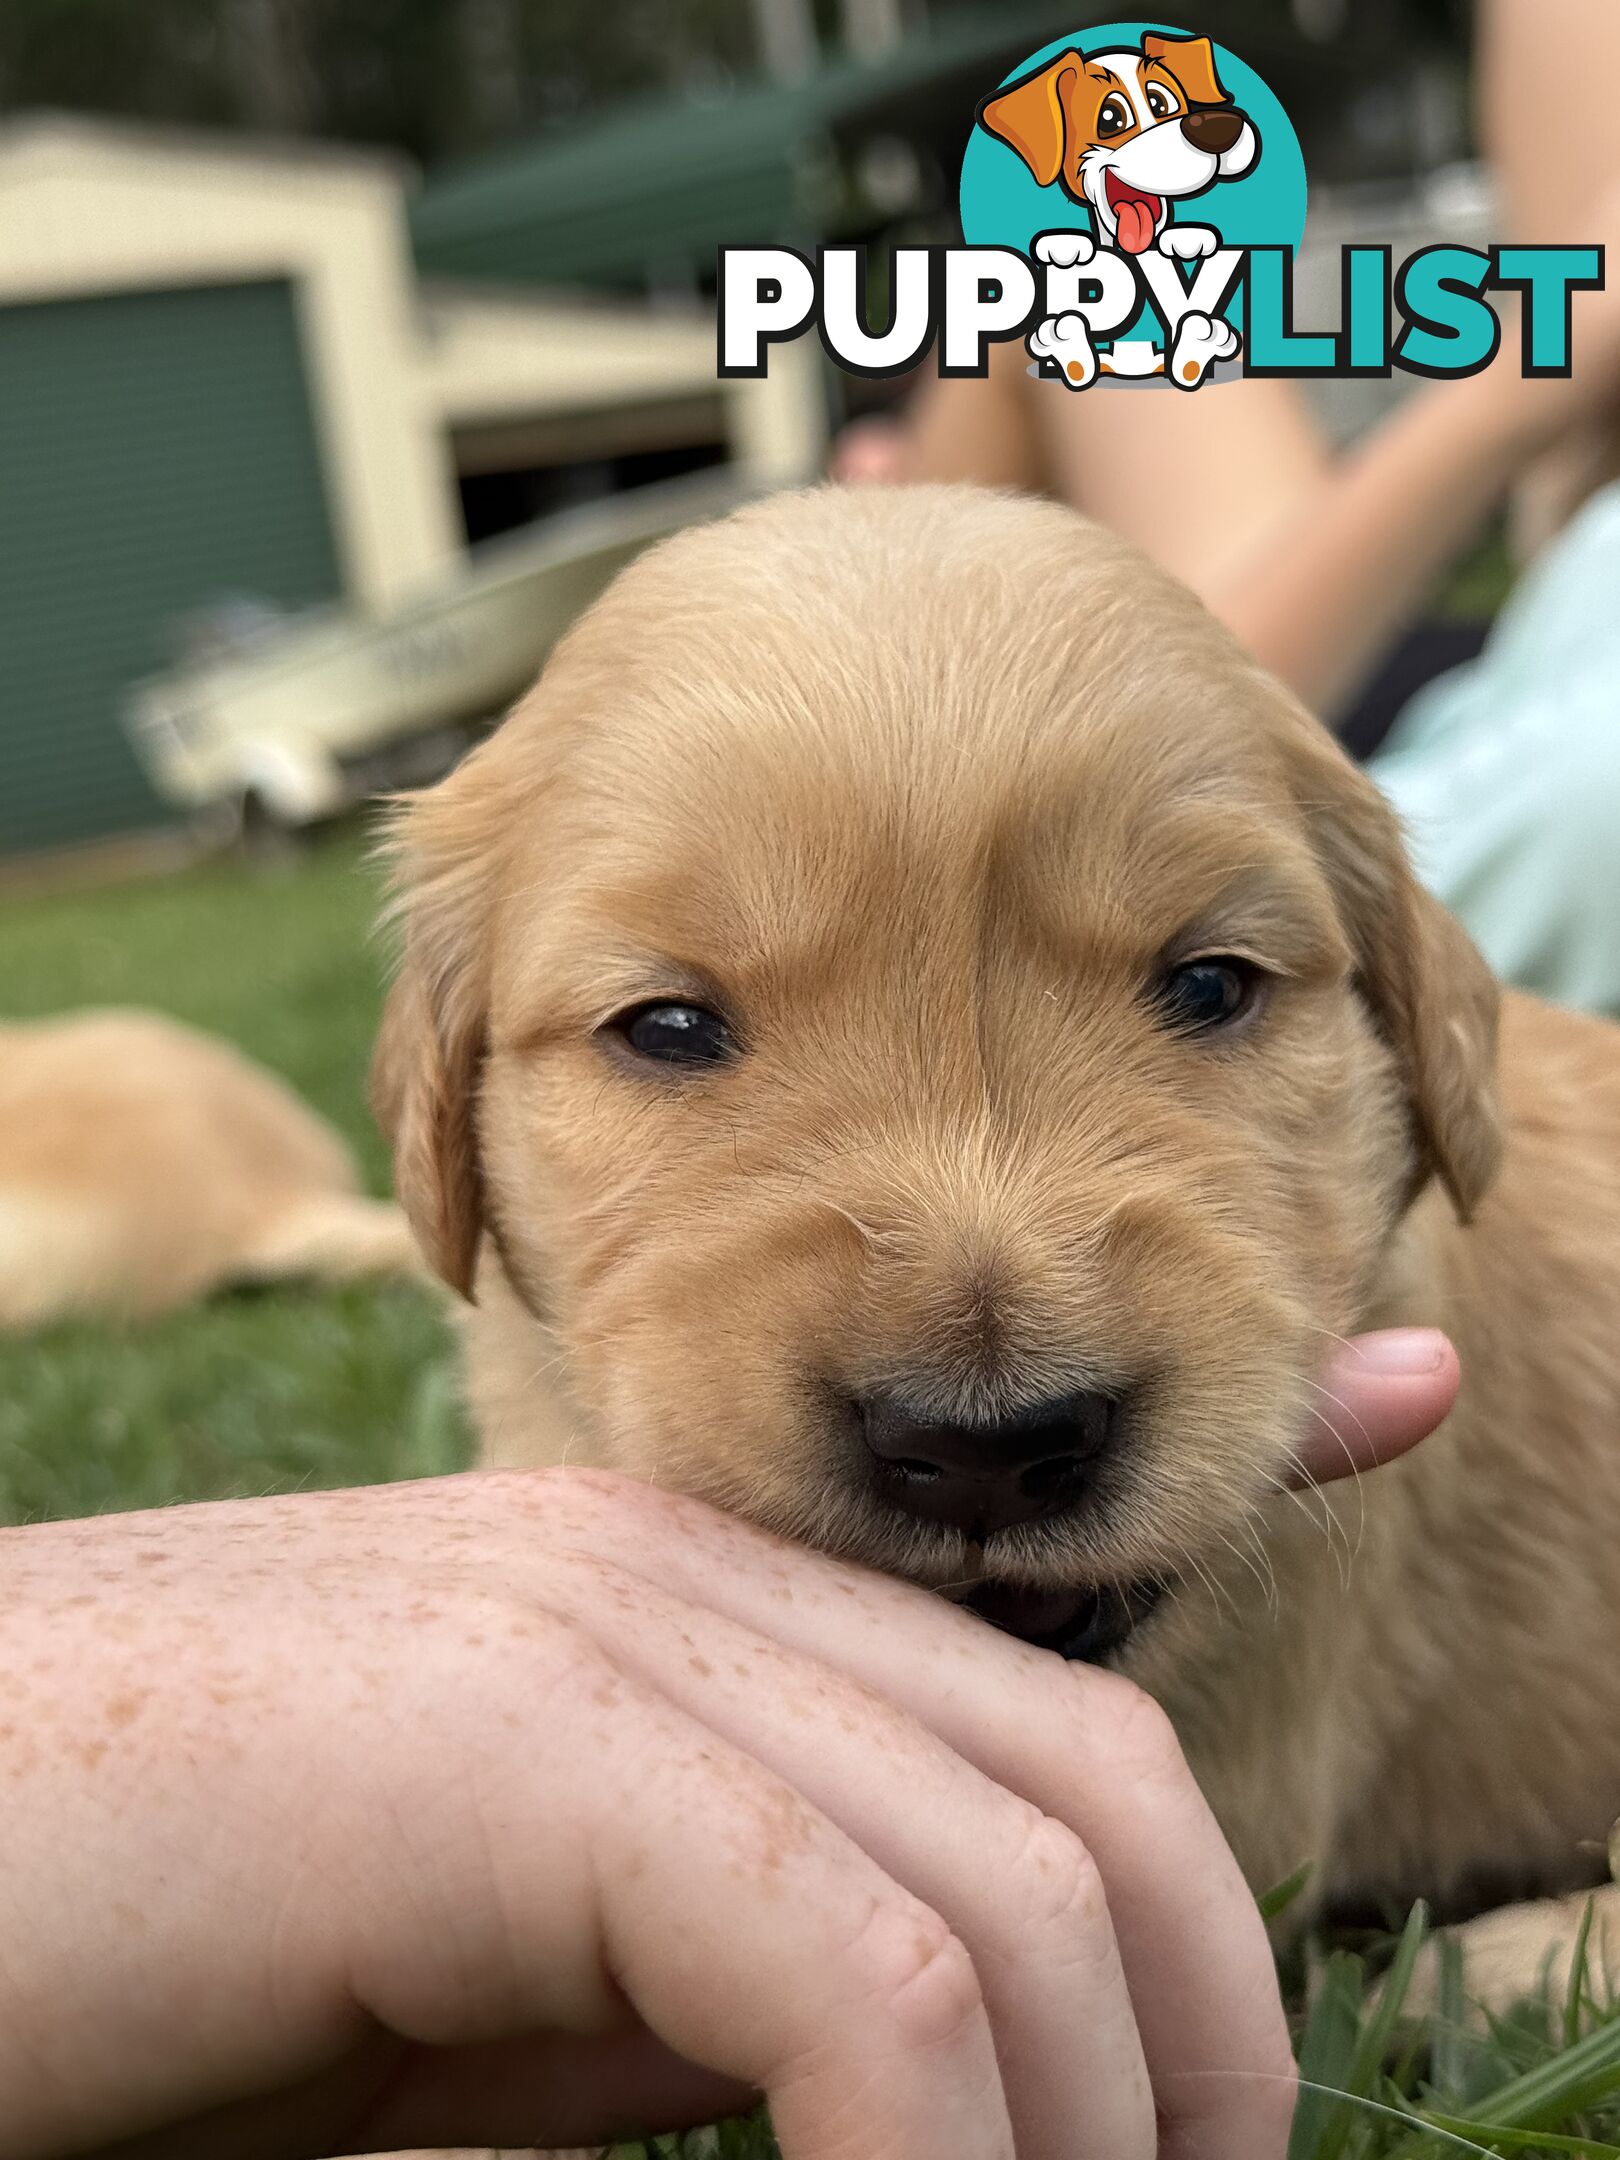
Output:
858,1385,1116,1538
1180,106,1246,154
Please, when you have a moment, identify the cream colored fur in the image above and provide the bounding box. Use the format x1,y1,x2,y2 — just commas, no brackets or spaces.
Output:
376,485,1620,2033
1,1009,419,1327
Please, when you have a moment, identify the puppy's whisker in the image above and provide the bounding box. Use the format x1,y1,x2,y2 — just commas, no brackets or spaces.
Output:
1234,1508,1280,1611
1296,1377,1375,1557
1298,1373,1373,1453
935,1572,986,1599
1208,1510,1277,1615
1215,1530,1271,1612
1295,1401,1369,1563
1175,1539,1238,1626
1270,1449,1355,1583
1309,1326,1363,1358
1291,1482,1345,1547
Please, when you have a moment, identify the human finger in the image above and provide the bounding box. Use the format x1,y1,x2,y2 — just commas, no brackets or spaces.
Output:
542,1472,1295,2160
541,1557,1155,2160
1288,1329,1460,1486
336,1636,1017,2160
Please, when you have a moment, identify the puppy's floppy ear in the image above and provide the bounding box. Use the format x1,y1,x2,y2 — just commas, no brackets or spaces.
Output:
370,957,486,1297
1281,715,1503,1221
1143,31,1232,108
371,771,500,1299
977,51,1082,189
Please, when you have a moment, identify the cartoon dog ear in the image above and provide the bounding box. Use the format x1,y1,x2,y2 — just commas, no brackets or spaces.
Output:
1143,30,1232,108
1279,712,1503,1222
977,50,1082,189
370,765,503,1299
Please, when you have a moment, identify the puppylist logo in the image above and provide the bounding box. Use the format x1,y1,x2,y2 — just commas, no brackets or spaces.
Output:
967,24,1280,388
718,19,1604,392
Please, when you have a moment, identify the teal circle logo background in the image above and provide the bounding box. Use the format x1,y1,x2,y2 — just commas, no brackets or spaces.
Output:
959,20,1307,259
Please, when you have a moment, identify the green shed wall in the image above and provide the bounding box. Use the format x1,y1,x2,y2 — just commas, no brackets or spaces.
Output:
0,278,343,859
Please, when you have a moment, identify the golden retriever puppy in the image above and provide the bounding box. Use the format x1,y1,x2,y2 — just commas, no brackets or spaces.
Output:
374,484,1620,1995
1,1009,418,1326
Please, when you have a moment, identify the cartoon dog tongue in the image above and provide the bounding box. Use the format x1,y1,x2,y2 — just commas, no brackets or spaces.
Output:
1109,182,1160,254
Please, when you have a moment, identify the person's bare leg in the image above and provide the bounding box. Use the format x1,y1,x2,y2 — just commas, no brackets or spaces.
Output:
1025,372,1329,597
1480,0,1620,553
893,339,1047,494
893,337,1330,604
856,0,1620,695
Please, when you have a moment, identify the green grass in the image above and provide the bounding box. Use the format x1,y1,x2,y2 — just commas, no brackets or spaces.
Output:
1281,1900,1620,2160
4,833,1618,2156
0,827,470,1521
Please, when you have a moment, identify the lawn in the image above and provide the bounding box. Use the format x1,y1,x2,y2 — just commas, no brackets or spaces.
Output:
2,832,1618,2158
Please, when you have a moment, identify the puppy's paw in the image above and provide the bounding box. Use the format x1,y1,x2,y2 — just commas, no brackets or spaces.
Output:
1027,311,1098,389
1033,228,1096,269
1392,1885,1620,2027
1167,309,1240,389
1158,224,1219,261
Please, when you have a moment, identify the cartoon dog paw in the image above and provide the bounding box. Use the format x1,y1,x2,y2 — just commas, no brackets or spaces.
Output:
1033,229,1096,269
1027,311,1098,390
1167,310,1240,389
1157,225,1220,261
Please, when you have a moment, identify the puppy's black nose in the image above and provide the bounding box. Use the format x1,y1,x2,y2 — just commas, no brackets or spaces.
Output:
860,1387,1115,1538
1181,106,1245,154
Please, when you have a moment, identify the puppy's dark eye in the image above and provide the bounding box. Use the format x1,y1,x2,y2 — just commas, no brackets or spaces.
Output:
1144,81,1178,119
1097,94,1132,137
612,1001,736,1068
1152,958,1260,1037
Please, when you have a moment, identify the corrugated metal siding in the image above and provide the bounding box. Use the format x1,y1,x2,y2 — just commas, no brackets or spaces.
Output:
0,279,342,858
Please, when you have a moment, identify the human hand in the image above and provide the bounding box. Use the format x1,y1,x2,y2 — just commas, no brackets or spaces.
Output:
0,1330,1455,2160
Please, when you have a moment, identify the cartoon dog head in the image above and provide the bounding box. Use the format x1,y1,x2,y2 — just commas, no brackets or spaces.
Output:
977,31,1258,254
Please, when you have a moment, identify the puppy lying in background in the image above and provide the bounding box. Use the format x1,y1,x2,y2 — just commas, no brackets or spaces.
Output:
375,485,1620,1995
1,1009,417,1326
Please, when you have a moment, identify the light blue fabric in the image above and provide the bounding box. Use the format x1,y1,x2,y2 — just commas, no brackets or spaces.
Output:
1370,482,1620,1016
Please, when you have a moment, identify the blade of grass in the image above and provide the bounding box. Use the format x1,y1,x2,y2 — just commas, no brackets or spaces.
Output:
1429,1935,1480,2103
1291,1951,1369,2159
1262,1863,1316,1923
1391,2010,1620,2158
1414,2117,1620,2156
1564,1898,1598,2051
1312,1906,1432,2160
1468,2008,1620,2127
1289,2079,1496,2155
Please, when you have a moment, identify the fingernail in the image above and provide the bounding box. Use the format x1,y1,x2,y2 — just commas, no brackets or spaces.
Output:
1349,1328,1448,1376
